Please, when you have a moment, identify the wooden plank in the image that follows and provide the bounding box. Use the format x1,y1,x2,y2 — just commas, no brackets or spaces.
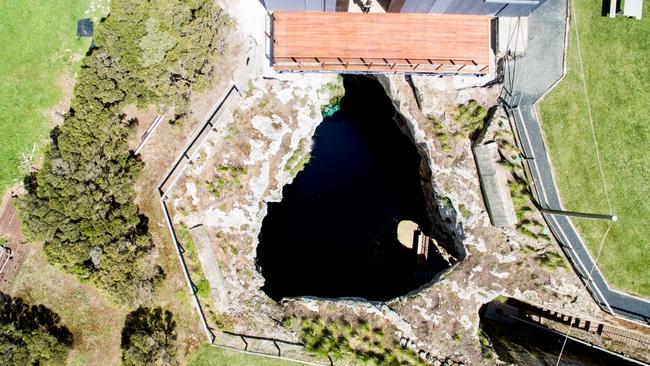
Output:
272,12,489,64
273,63,487,74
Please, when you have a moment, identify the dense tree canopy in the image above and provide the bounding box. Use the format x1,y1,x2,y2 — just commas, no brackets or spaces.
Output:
18,0,231,304
0,292,73,365
98,0,232,122
121,306,177,366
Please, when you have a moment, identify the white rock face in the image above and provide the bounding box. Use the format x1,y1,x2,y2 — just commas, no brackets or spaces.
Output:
171,71,603,365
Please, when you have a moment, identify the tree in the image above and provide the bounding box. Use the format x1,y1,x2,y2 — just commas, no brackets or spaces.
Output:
0,292,73,365
121,307,177,366
18,0,231,304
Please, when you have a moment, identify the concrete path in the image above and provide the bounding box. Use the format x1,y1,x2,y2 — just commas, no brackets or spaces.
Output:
502,0,650,325
189,225,230,313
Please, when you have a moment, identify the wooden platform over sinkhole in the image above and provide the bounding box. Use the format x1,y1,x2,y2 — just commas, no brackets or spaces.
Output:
271,12,490,74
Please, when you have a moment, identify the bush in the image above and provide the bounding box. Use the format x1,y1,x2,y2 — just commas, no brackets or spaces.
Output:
98,0,232,123
208,164,248,199
18,0,231,304
283,315,426,366
0,292,73,366
454,100,488,136
121,307,177,366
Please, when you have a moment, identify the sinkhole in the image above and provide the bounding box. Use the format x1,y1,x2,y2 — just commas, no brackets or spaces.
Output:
256,75,450,301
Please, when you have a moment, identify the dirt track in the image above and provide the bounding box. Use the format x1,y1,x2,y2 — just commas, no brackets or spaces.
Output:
0,190,22,244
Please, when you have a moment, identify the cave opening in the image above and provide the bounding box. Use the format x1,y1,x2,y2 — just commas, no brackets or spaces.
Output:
256,75,449,301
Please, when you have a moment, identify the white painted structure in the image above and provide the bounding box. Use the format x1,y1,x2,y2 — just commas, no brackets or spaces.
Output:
623,0,643,19
610,0,643,19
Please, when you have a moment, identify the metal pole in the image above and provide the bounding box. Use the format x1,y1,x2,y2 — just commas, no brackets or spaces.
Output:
540,208,617,222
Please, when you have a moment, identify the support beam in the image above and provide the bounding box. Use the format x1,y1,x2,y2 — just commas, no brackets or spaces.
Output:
540,208,618,222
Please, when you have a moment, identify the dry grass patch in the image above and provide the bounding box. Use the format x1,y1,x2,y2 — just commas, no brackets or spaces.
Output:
7,243,125,366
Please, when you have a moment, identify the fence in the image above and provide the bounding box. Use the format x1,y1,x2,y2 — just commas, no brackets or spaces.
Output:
152,42,330,364
156,80,243,344
501,102,615,317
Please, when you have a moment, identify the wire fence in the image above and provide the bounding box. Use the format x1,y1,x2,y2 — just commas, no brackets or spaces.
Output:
156,78,243,345
153,40,327,365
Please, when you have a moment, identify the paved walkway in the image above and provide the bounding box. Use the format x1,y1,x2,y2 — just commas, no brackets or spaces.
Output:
502,0,650,325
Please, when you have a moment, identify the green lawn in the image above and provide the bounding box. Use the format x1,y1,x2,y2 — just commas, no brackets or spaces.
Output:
539,0,650,298
188,344,307,366
0,0,107,194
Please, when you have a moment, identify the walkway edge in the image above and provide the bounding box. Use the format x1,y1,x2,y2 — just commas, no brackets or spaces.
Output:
503,0,650,327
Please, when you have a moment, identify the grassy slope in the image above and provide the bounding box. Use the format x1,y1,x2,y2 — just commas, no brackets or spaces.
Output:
9,244,126,366
0,0,99,193
539,0,650,297
188,345,305,366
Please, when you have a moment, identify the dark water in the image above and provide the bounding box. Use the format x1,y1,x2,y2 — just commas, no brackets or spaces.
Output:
256,76,448,301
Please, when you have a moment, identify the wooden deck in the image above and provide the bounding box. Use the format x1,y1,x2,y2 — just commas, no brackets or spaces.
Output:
271,12,490,74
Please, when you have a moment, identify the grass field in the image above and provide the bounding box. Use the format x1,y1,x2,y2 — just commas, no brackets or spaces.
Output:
188,345,307,366
539,0,650,298
0,0,106,194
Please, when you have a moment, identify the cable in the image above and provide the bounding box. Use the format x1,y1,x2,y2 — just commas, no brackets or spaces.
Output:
589,222,613,277
555,4,617,364
570,0,613,214
555,321,573,366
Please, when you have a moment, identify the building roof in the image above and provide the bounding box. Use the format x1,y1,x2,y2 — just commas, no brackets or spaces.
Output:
271,12,490,74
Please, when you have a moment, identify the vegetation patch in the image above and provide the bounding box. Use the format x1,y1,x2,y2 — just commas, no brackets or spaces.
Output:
284,146,312,178
458,203,472,220
175,225,208,295
188,344,304,366
208,164,248,199
495,123,565,270
538,0,650,297
428,100,488,156
175,223,228,330
17,0,232,304
0,0,105,194
320,75,345,115
121,306,177,366
0,291,73,365
478,328,496,360
538,249,566,271
453,100,488,137
281,314,426,366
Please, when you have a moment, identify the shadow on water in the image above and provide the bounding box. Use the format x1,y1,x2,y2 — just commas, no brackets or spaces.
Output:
256,76,449,301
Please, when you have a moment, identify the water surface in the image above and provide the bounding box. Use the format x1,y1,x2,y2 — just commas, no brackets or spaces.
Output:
257,76,447,301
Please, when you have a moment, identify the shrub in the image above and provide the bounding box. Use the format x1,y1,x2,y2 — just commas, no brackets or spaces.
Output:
454,100,488,136
0,292,73,366
283,315,426,366
18,0,231,304
320,75,345,114
208,164,248,199
121,307,177,366
539,250,567,270
478,328,496,360
284,147,311,177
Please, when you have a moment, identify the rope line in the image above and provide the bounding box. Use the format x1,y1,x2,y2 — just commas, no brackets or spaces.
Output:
571,0,613,214
555,322,573,366
555,3,617,364
589,222,613,277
